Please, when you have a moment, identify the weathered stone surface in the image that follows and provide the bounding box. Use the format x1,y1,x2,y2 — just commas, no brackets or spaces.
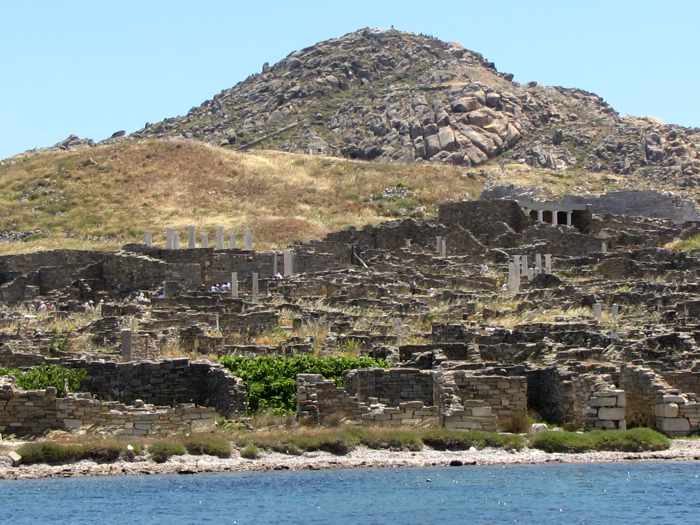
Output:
598,407,625,420
655,403,679,418
657,417,690,433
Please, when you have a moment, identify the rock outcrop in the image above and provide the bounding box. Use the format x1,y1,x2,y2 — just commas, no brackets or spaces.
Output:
130,28,699,185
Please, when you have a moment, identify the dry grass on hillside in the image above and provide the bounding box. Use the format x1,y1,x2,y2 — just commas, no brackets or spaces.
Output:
0,139,482,254
484,160,697,200
485,163,628,197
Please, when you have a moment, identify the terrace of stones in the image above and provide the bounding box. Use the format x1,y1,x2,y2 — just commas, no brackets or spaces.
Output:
2,198,700,436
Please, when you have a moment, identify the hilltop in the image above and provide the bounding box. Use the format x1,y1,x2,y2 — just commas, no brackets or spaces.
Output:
131,28,699,186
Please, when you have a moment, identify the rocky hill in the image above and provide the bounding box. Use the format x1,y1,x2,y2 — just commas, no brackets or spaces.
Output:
132,28,700,186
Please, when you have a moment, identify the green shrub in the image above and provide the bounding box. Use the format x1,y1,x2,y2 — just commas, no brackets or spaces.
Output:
352,428,423,451
317,437,354,455
530,428,670,453
183,434,232,458
79,440,126,462
240,444,260,459
16,442,82,465
15,439,136,465
149,441,186,463
590,427,670,452
422,429,526,451
529,431,592,453
220,355,387,413
238,427,358,456
0,365,87,396
237,427,531,455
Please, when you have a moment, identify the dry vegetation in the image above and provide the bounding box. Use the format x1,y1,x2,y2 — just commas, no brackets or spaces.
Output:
1,137,657,256
0,139,482,254
666,234,700,253
486,162,635,197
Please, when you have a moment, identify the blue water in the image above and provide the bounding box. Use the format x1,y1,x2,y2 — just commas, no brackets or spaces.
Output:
1,462,699,524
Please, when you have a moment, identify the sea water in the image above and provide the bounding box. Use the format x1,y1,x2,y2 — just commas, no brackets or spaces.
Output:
1,462,699,524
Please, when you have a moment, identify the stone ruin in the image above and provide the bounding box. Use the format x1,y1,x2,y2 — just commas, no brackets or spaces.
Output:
3,197,700,436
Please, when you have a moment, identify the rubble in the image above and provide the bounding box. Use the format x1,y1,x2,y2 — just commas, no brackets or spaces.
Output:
2,196,700,437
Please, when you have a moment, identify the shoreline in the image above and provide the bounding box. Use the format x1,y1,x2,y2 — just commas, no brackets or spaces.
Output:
2,440,700,481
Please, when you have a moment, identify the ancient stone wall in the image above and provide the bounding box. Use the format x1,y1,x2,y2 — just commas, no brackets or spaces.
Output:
102,252,202,292
662,369,700,397
0,351,246,417
294,248,348,274
325,219,446,251
521,226,603,256
296,374,369,424
433,372,498,431
620,364,667,428
344,368,434,406
219,311,279,336
0,377,58,436
581,373,626,430
120,331,161,361
297,368,527,431
0,275,28,304
0,347,48,368
438,200,528,241
527,366,624,429
0,250,104,277
209,251,274,283
482,186,700,224
621,364,700,436
0,377,216,437
75,359,246,417
440,371,527,431
296,374,440,427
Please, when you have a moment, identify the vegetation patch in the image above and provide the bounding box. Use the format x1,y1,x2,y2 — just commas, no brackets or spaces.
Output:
240,444,261,460
0,140,481,255
234,426,524,455
529,428,670,453
16,439,130,465
220,355,387,413
350,427,423,451
183,434,232,458
148,441,187,463
0,365,87,396
666,234,700,253
237,427,359,456
422,429,526,451
16,442,82,465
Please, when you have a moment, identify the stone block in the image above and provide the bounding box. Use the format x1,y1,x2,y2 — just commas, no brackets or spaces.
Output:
594,420,617,429
589,396,618,408
597,407,625,420
7,451,22,467
471,406,493,417
655,403,679,418
63,419,82,430
661,395,685,404
616,393,626,408
657,417,690,434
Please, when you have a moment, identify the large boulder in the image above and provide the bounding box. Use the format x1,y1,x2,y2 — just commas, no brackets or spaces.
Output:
451,97,481,113
438,127,458,151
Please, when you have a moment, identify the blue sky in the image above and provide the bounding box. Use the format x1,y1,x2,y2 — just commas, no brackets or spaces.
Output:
1,1,698,158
